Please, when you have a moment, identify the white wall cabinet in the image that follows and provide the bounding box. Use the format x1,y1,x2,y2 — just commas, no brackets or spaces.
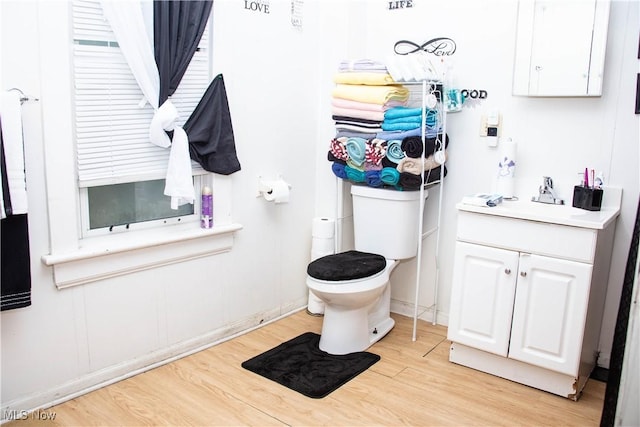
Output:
512,0,610,96
448,199,620,399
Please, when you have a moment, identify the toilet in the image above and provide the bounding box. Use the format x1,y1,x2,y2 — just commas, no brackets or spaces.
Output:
306,185,427,355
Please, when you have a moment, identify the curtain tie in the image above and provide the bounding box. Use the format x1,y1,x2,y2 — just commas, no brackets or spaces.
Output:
149,100,177,148
149,100,195,209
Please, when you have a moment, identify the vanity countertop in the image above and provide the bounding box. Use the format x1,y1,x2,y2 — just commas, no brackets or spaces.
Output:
456,187,622,230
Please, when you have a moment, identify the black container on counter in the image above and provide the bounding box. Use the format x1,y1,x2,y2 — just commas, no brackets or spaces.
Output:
572,186,603,211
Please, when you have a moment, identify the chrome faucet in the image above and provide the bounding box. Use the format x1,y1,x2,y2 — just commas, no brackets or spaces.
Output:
532,176,564,205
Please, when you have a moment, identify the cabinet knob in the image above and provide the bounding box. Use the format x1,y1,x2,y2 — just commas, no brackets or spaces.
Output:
505,268,511,274
520,271,527,277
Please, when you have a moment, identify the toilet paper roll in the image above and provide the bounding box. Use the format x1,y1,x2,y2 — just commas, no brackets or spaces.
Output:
312,217,335,238
307,291,325,315
311,249,333,262
311,238,334,256
262,179,290,203
308,218,335,315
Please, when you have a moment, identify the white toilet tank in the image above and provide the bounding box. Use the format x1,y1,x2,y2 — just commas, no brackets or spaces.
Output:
351,185,427,260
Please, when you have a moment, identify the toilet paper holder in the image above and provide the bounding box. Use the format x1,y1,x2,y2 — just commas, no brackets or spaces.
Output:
256,175,292,202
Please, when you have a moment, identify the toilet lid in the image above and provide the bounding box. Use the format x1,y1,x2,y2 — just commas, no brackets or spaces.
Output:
307,250,386,281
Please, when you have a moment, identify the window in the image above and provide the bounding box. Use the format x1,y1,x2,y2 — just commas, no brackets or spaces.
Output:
39,0,240,289
72,0,210,237
85,179,194,232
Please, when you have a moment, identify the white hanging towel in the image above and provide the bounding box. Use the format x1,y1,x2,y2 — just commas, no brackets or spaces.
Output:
0,91,28,219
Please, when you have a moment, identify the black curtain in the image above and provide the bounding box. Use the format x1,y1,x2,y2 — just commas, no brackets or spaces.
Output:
154,0,213,105
154,1,241,175
600,197,640,426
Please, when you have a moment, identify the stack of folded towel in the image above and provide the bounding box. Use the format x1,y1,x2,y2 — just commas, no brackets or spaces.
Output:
328,133,448,191
332,59,409,137
381,106,438,132
328,59,449,191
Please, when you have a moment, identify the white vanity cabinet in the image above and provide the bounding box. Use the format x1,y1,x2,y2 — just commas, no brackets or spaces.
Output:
448,198,620,399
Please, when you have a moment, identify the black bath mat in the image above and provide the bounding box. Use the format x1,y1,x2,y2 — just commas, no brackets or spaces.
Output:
241,332,380,398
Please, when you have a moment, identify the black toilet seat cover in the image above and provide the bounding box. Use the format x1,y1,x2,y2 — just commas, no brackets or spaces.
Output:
307,250,386,281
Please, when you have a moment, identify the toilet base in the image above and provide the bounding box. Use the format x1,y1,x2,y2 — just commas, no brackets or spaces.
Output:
317,285,395,355
369,316,395,346
312,264,398,355
318,308,395,355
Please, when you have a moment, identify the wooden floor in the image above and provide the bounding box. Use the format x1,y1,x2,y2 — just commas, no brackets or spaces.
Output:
10,310,605,426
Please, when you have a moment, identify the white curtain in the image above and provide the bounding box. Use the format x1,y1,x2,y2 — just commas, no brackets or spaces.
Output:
100,0,195,209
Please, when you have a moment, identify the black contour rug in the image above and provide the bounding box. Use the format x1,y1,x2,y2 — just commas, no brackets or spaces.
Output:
241,332,380,398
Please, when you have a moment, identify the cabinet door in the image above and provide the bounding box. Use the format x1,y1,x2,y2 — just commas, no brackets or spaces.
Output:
447,242,519,356
513,0,610,96
509,253,592,376
528,0,595,96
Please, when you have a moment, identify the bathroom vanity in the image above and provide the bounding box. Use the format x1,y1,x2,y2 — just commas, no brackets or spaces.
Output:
447,190,621,400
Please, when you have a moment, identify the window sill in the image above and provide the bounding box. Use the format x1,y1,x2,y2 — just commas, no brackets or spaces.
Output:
41,223,243,289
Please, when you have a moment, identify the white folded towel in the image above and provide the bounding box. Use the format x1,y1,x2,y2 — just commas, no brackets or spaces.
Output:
386,53,441,83
0,91,28,218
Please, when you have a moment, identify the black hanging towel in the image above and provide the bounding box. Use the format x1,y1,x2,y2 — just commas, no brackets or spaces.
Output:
184,74,241,175
1,214,32,311
0,105,31,311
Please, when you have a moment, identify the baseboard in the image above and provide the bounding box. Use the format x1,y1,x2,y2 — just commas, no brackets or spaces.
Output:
1,304,306,424
450,342,581,399
590,366,609,383
390,299,449,326
597,352,611,369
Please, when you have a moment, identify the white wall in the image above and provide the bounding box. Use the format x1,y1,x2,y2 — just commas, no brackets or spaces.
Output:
336,0,640,372
0,0,328,415
1,0,638,417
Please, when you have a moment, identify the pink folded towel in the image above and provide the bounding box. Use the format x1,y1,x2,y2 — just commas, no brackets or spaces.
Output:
332,97,407,112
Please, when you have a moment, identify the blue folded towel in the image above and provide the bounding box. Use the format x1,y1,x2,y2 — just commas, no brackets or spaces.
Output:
331,162,347,179
376,126,440,140
385,140,405,164
384,116,424,125
384,107,438,127
345,165,366,182
384,107,435,119
381,122,420,131
384,107,423,119
345,137,367,166
365,170,383,187
380,167,400,186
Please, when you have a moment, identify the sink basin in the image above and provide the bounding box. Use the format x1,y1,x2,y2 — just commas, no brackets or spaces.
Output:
456,196,619,230
507,200,587,216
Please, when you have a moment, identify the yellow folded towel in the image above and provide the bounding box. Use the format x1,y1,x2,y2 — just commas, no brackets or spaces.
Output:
332,84,409,105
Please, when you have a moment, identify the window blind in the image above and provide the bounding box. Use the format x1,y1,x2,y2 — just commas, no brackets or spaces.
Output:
72,0,209,187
